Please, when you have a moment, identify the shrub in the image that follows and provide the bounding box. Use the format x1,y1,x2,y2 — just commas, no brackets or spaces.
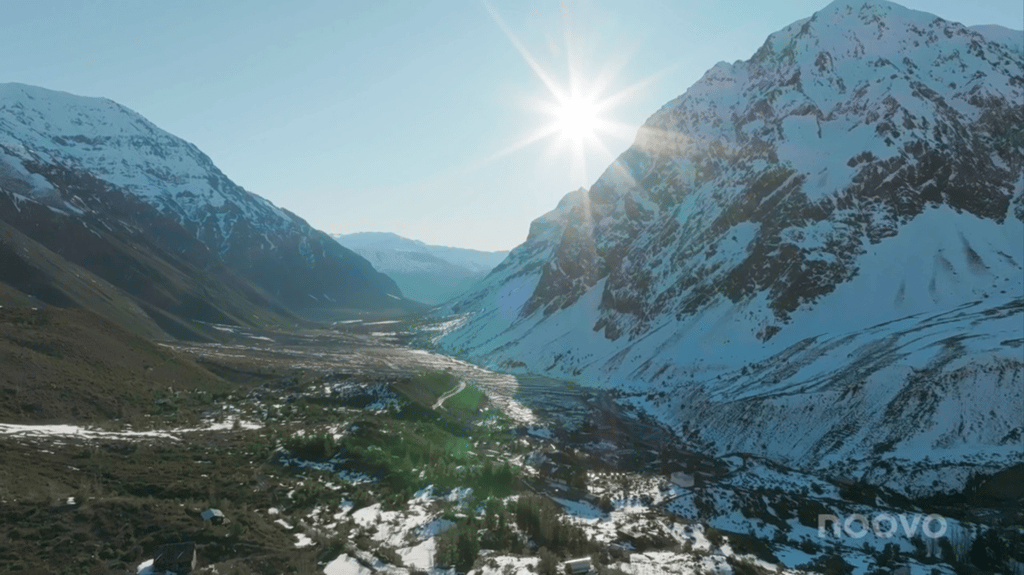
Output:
435,521,479,572
537,547,559,575
705,527,724,548
727,557,770,575
285,433,336,462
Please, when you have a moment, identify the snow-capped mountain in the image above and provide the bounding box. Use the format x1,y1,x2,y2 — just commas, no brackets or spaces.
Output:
333,232,508,305
436,0,1023,494
0,83,417,327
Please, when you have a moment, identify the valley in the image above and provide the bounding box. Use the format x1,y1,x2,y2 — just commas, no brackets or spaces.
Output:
1,316,1018,575
0,2,1020,574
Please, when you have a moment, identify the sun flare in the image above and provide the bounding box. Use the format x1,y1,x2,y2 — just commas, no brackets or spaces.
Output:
553,93,600,142
482,1,666,186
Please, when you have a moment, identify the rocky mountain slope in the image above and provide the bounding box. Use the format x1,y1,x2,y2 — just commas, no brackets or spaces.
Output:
333,232,508,305
436,0,1023,495
0,83,420,334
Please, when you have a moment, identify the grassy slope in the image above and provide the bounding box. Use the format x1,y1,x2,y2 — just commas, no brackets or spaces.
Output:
0,185,302,342
0,218,171,340
0,428,306,575
391,371,489,421
0,306,232,425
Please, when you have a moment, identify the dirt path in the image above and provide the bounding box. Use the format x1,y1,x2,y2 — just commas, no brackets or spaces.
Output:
433,380,467,410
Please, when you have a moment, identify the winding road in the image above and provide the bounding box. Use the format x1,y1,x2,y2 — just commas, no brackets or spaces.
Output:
433,380,467,410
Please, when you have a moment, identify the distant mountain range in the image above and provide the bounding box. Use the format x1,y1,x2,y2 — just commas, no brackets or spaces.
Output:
332,232,508,305
0,83,423,340
435,0,1023,496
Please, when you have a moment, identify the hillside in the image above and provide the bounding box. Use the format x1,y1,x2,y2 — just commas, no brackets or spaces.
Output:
0,306,232,424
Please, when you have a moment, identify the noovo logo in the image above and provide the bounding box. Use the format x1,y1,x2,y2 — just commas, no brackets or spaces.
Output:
819,513,947,539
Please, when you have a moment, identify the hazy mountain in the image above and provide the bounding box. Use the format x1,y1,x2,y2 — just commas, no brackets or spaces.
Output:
435,0,1023,495
0,83,422,337
333,232,508,305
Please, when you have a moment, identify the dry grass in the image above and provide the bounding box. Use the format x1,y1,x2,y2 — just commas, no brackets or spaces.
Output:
0,306,232,425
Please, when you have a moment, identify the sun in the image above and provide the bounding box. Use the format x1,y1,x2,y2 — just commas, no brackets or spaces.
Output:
553,92,600,143
541,86,619,182
480,2,665,186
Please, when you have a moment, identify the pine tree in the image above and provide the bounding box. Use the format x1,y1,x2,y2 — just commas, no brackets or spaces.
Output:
537,547,559,575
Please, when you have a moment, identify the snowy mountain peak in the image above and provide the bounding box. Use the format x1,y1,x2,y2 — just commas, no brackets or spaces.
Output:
1,83,411,314
970,24,1024,53
332,232,509,305
435,2,1023,495
524,187,588,244
1,82,140,126
645,0,1021,158
337,232,429,251
0,82,289,228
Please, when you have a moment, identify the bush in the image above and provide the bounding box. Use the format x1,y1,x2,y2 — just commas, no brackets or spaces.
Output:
435,520,479,572
537,547,559,575
284,433,336,462
705,527,724,548
727,557,770,575
377,546,404,567
796,554,854,575
726,531,780,563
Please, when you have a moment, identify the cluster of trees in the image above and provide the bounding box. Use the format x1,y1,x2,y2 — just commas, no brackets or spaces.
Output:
478,461,515,498
284,432,336,462
513,494,591,555
435,518,481,572
282,416,519,507
435,494,594,572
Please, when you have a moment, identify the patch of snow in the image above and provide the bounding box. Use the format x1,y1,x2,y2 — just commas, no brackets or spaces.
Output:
323,553,374,575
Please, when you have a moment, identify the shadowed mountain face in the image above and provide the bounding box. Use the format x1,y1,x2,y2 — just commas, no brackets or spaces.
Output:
332,232,509,305
436,1,1023,495
0,305,233,424
0,83,423,335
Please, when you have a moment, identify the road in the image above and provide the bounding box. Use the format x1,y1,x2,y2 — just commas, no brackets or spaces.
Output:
433,380,467,410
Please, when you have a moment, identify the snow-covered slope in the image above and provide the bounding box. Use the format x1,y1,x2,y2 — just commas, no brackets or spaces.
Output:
970,24,1024,54
333,232,508,305
0,83,415,315
436,1,1023,494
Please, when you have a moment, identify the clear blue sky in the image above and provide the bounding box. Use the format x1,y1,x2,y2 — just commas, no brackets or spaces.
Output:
1,1,1021,250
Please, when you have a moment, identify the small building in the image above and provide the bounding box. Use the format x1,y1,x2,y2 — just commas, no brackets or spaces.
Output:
153,542,197,575
670,471,694,488
563,557,592,574
201,508,227,525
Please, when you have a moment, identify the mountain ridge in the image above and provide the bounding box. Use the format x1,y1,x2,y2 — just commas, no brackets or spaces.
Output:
333,231,509,305
435,0,1023,495
0,83,423,333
